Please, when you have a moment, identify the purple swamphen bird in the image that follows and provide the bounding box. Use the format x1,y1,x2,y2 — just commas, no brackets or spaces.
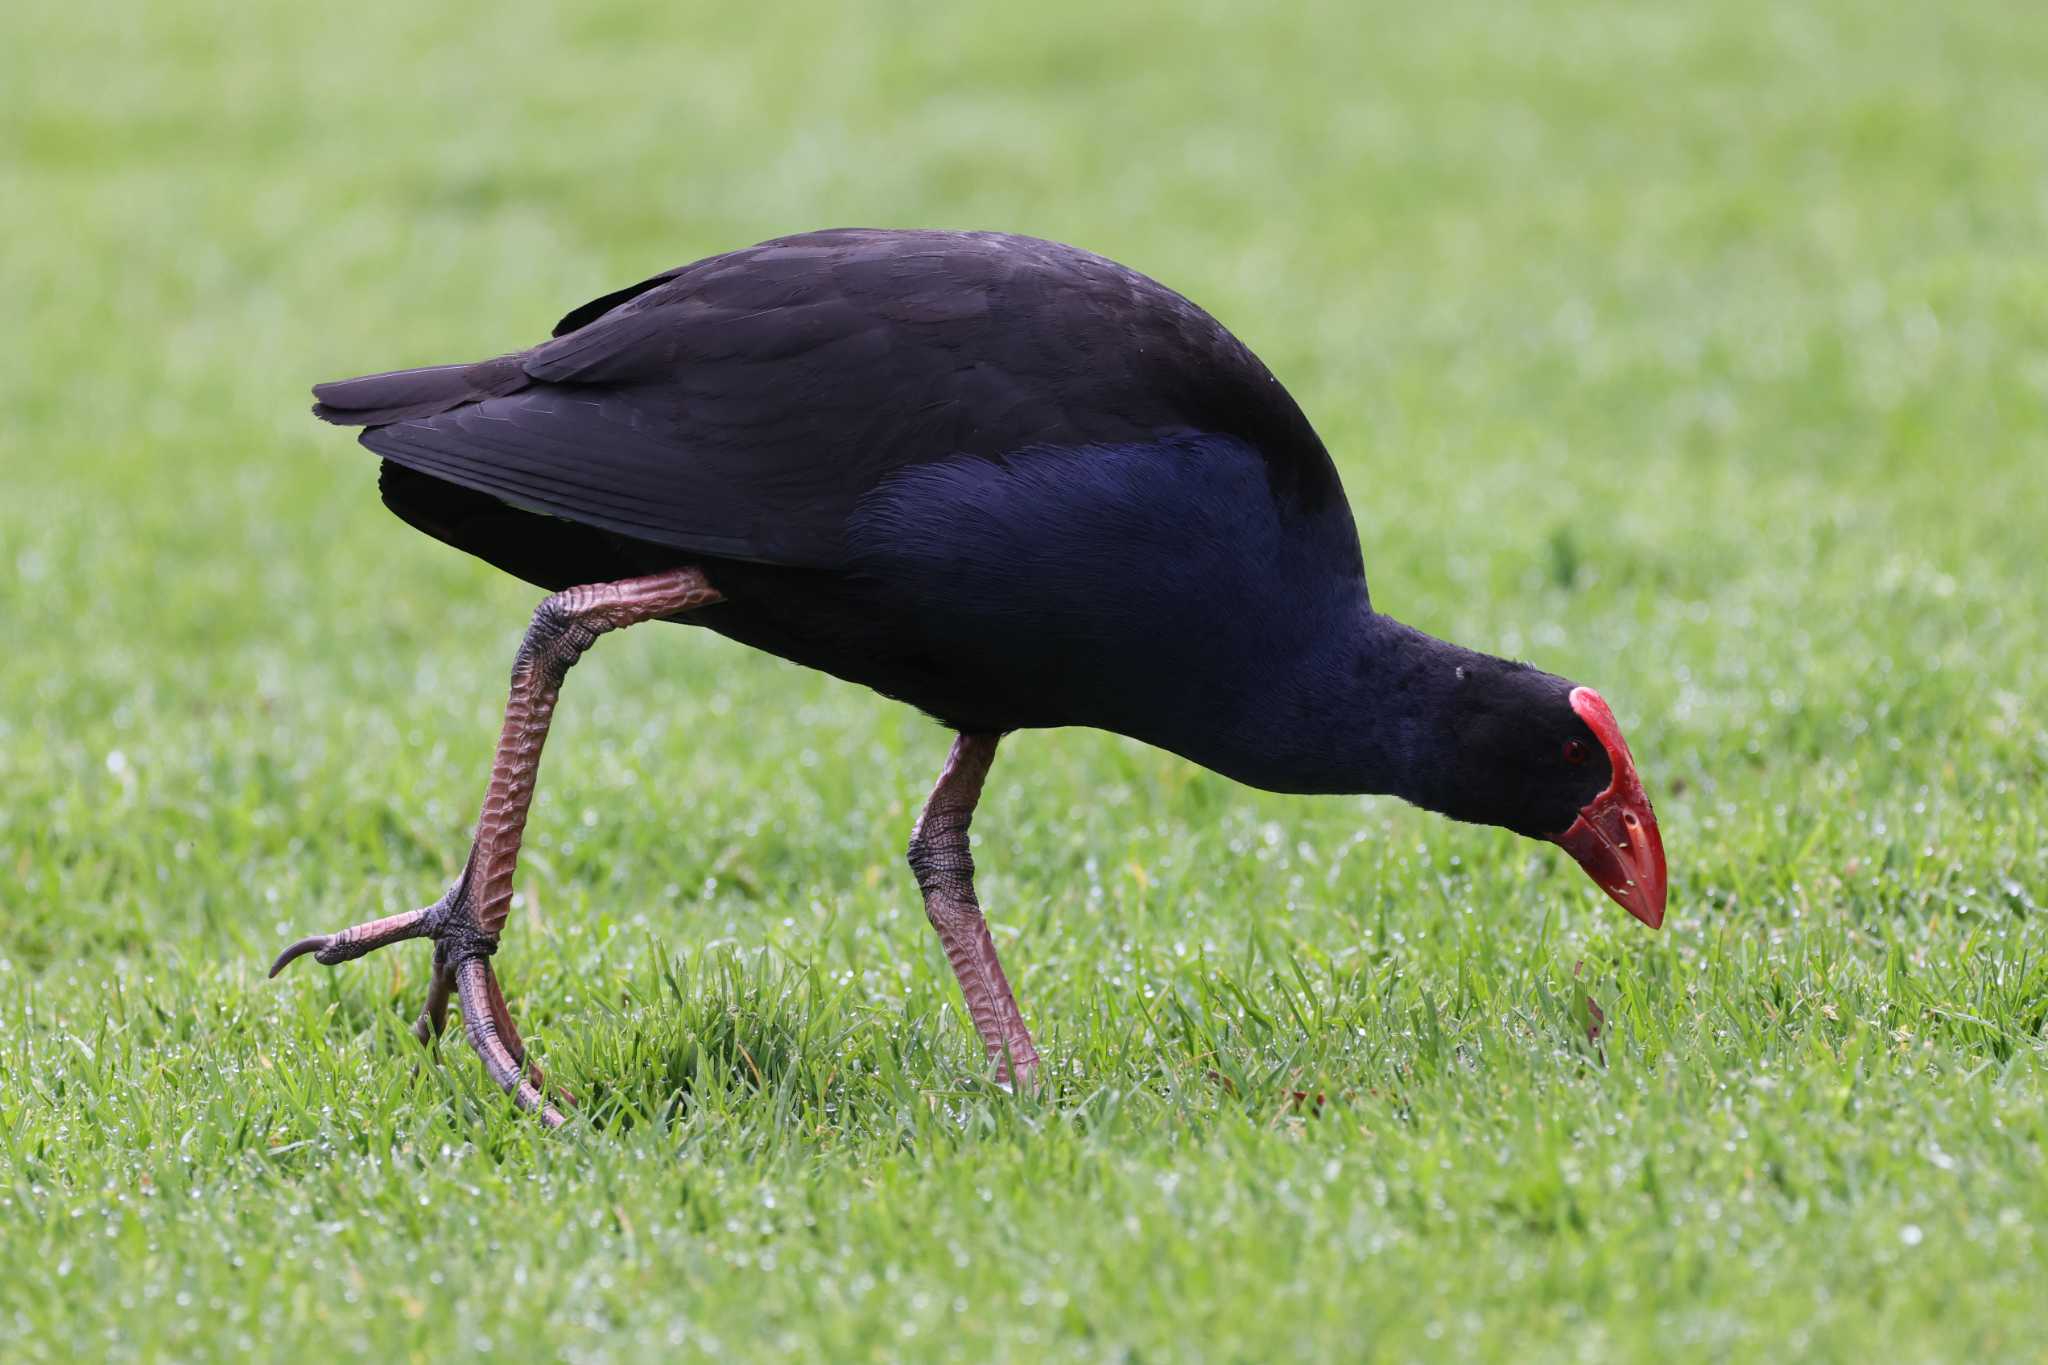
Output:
273,229,1667,1124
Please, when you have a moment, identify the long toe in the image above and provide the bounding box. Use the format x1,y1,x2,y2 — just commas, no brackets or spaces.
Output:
455,958,567,1128
268,905,436,976
411,951,455,1045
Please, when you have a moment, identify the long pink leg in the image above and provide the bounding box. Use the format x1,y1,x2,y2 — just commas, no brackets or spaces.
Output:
907,734,1041,1086
271,567,722,1126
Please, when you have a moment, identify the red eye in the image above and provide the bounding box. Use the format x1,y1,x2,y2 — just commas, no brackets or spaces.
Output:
1563,739,1591,766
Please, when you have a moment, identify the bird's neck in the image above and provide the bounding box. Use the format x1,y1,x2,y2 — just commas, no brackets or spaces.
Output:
1192,602,1483,804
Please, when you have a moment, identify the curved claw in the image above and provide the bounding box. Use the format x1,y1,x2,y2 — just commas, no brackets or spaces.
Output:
268,934,335,977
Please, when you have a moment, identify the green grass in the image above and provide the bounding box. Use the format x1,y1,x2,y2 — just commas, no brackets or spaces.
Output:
4,0,2046,1358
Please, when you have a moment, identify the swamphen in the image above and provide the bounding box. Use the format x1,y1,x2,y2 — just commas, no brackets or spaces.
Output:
273,229,1666,1124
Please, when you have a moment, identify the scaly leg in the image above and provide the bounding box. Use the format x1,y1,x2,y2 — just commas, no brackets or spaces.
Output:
906,733,1041,1086
270,567,722,1126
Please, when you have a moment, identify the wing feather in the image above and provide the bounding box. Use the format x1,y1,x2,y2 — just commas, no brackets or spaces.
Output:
322,229,1348,571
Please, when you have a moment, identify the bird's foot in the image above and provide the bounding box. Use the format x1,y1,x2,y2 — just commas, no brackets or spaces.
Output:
990,1042,1043,1095
268,868,567,1127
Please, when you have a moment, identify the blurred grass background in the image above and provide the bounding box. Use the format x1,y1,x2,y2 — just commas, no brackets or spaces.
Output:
3,0,2046,1359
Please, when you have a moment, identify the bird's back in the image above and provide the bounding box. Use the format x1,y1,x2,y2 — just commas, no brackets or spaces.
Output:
316,229,1353,571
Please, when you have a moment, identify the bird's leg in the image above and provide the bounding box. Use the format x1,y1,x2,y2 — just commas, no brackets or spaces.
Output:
270,567,722,1126
906,733,1041,1087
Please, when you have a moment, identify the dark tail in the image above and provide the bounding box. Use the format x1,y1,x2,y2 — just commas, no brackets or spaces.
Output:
311,354,530,427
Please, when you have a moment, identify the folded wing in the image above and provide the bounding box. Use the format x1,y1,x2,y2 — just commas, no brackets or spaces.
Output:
316,229,1344,569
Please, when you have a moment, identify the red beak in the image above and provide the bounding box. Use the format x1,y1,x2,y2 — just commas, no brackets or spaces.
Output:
1550,687,1667,928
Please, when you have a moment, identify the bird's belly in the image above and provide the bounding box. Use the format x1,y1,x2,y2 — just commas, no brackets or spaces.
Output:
687,562,1149,733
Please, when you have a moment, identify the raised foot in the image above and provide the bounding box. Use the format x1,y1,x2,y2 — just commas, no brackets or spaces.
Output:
269,871,567,1128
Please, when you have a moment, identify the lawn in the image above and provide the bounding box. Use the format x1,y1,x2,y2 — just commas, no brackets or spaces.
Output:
3,0,2046,1359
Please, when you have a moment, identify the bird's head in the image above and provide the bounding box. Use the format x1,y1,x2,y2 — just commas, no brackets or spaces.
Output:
1429,662,1667,928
